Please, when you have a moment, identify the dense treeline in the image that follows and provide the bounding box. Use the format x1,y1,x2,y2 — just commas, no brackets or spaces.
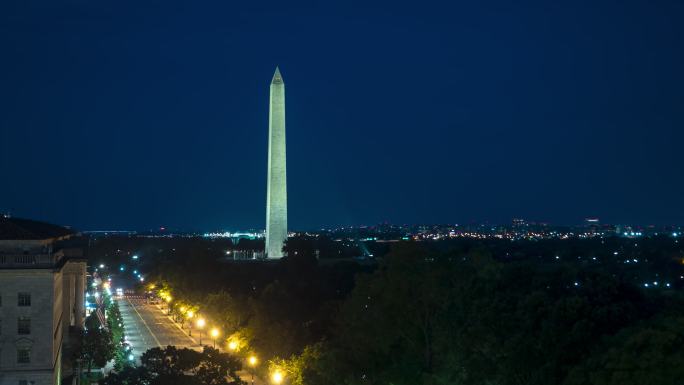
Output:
305,244,684,385
90,235,684,384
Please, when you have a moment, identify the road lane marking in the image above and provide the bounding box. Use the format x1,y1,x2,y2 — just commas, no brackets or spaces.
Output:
152,303,198,345
126,297,163,348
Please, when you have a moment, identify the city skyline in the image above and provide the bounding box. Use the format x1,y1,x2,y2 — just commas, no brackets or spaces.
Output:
2,2,683,383
1,1,683,230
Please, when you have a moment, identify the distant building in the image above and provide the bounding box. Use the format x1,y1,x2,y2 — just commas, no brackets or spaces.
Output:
0,216,87,385
512,218,526,226
585,217,600,234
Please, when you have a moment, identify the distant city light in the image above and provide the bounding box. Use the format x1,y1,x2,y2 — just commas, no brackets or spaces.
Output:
132,255,139,260
203,231,263,239
99,264,105,268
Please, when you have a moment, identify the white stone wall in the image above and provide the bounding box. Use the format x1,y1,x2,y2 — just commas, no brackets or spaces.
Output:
0,269,57,384
266,68,288,259
0,248,85,385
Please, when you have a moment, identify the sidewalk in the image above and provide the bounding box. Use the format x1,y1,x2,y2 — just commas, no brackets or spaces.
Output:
152,302,265,385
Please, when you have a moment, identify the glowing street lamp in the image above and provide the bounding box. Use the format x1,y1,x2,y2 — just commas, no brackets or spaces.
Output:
228,340,238,351
210,328,220,348
271,370,284,384
165,295,172,314
196,318,206,345
248,356,258,385
186,310,195,336
178,306,186,322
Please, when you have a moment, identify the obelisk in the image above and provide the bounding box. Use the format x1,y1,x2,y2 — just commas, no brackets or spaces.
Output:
265,66,287,258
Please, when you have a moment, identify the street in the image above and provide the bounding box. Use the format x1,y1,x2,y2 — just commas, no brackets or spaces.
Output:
118,296,198,359
117,296,263,384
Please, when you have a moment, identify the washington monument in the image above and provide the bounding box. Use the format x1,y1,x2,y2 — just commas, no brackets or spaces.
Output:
265,67,287,258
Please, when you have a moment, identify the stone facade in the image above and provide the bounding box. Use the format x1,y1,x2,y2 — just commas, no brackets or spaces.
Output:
0,230,86,385
265,67,288,259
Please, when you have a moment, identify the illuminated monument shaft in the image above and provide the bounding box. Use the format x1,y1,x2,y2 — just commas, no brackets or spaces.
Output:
266,67,287,258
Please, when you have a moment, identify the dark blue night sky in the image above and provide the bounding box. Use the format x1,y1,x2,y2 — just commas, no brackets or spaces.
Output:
1,0,683,231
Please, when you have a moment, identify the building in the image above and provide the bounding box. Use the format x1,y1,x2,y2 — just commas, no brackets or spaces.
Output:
265,67,288,259
0,216,87,385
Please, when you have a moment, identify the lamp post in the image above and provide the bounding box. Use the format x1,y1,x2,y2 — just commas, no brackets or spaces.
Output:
248,355,258,385
187,311,194,336
210,328,220,349
179,306,186,323
196,318,206,346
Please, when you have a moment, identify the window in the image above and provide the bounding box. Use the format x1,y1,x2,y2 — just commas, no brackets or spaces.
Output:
18,317,31,335
17,347,31,364
18,292,31,307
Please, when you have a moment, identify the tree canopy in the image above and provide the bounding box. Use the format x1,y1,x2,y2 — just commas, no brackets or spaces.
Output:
100,346,244,385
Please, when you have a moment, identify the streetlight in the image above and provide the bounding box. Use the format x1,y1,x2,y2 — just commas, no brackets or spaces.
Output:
179,306,186,323
271,370,284,384
186,310,194,335
228,340,238,351
210,328,220,349
196,318,206,345
248,356,258,385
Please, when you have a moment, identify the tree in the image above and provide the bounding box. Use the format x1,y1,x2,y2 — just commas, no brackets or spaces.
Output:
309,244,658,385
101,346,244,385
204,291,244,334
80,326,116,373
100,366,152,385
268,343,324,385
563,316,684,385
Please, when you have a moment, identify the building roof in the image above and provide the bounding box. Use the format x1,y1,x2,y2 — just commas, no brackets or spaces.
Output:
0,216,74,240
